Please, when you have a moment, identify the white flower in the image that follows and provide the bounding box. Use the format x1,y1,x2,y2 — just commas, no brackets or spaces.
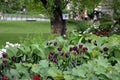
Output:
0,42,21,58
1,49,6,53
63,34,66,38
5,45,9,48
6,42,10,45
87,28,91,31
5,42,21,48
0,51,3,58
11,44,15,47
14,43,20,47
90,32,93,34
0,54,2,58
83,31,87,34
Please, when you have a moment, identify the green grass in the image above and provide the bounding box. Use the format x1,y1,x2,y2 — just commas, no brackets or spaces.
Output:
0,21,51,33
0,20,76,48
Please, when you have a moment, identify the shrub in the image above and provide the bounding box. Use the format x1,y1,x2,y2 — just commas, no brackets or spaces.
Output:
0,32,120,79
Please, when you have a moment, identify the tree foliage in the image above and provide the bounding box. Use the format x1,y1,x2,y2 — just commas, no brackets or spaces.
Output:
23,0,45,14
0,0,103,15
111,0,120,20
70,0,102,14
0,0,45,14
101,0,120,20
0,0,21,13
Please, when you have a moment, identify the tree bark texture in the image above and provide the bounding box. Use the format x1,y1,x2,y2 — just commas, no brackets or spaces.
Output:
40,0,66,36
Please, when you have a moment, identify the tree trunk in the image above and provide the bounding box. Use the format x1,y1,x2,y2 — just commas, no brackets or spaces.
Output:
51,8,66,36
40,0,66,36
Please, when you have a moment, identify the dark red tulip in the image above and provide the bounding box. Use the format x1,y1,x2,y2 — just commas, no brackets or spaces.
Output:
1,76,9,80
11,56,17,62
79,44,83,48
2,52,7,58
57,47,62,51
81,47,88,53
32,75,40,80
103,47,109,51
69,47,73,51
50,42,53,45
59,51,64,56
73,46,78,51
54,42,57,46
3,60,7,64
48,54,53,61
2,63,6,69
50,52,55,55
74,51,78,55
53,58,58,63
65,53,70,58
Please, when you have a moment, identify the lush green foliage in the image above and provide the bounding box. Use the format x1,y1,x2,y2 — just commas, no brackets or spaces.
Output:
0,31,120,79
0,0,45,14
76,20,93,33
23,0,46,14
109,0,120,20
100,14,113,28
0,0,120,79
0,0,22,13
100,0,120,21
70,0,102,14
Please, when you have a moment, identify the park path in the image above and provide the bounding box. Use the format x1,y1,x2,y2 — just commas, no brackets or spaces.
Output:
0,14,50,21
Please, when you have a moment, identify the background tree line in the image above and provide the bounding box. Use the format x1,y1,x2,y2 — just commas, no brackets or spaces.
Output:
0,0,45,14
0,0,120,35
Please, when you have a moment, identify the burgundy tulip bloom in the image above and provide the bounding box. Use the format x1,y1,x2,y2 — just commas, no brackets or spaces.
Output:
54,42,57,46
3,60,7,64
103,47,109,51
53,58,58,63
73,46,78,51
84,47,88,51
2,63,6,69
83,47,88,51
81,47,88,53
59,51,64,56
65,53,70,58
50,42,53,45
50,51,55,55
2,52,7,58
79,44,83,48
69,47,73,51
74,51,78,55
48,54,53,61
57,47,62,51
32,75,40,80
11,56,17,62
1,76,9,80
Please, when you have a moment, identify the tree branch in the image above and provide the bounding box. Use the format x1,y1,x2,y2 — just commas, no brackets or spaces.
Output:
40,0,47,7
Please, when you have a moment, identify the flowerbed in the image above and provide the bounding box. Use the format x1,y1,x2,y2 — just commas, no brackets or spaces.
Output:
0,31,120,80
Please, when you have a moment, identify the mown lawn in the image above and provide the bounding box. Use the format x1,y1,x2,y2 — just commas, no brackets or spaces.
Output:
0,20,76,48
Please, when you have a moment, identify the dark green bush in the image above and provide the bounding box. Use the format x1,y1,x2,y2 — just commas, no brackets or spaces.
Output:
100,14,113,29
